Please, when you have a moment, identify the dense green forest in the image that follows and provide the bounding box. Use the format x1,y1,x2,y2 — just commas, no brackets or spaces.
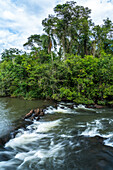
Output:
0,1,113,105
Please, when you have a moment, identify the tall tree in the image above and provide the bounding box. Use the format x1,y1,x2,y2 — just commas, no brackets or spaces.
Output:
92,18,113,57
42,1,92,58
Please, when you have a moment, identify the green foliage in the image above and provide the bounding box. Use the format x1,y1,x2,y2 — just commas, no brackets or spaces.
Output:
0,1,113,105
0,50,113,105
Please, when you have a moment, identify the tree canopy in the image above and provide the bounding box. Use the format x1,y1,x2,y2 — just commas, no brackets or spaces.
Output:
0,1,113,105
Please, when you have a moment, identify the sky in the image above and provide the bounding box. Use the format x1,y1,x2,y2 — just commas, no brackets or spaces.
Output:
0,0,113,54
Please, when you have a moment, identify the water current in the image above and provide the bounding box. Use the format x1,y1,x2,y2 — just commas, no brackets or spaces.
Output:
0,98,113,169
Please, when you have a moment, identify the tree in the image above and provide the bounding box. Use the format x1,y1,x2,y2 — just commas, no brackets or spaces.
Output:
92,18,113,57
23,34,41,49
42,1,92,58
1,48,22,62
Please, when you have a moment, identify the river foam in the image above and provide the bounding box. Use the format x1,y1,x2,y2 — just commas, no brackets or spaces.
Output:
45,105,75,114
80,119,103,137
5,119,61,149
0,118,63,169
45,103,100,116
1,102,113,169
80,117,113,148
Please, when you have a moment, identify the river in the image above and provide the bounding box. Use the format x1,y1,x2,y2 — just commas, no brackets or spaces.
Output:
0,98,113,169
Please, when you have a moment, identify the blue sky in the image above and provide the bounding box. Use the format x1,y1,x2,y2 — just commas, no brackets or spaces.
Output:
0,0,113,54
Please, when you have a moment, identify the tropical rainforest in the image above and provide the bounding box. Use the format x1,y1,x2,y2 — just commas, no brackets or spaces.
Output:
0,1,113,105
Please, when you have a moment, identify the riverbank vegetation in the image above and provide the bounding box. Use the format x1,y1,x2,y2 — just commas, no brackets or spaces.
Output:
0,1,113,105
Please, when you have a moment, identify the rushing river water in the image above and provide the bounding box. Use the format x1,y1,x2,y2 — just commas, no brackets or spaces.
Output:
1,98,113,169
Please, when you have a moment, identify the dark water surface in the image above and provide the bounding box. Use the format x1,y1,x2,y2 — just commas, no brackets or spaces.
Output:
0,97,54,137
0,98,113,169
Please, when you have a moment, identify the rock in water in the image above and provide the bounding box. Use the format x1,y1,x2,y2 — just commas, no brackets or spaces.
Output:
24,109,34,119
94,104,104,109
34,108,40,117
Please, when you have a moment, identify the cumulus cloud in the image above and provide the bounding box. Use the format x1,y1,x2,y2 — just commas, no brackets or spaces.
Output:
82,0,113,24
58,0,113,24
0,0,112,54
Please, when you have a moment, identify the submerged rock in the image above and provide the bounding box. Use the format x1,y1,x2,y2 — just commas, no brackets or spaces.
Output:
94,104,104,109
88,135,107,145
86,104,105,109
0,135,10,146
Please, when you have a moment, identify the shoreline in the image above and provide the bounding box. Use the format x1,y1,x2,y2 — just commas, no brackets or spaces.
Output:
0,95,112,108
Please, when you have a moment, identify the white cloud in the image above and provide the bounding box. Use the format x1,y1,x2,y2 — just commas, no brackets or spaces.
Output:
82,0,113,24
0,0,44,53
0,0,112,55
